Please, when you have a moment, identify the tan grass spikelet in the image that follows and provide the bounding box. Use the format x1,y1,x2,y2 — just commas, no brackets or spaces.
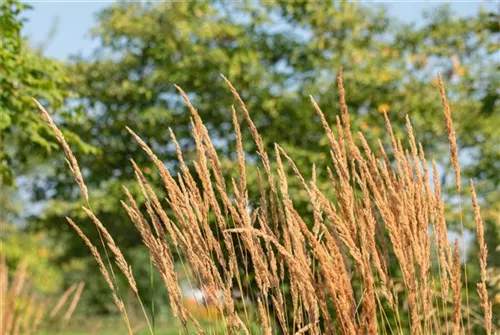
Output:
65,218,125,314
437,74,461,192
82,206,138,294
2,259,27,335
63,282,85,321
32,98,89,202
257,297,272,335
451,240,462,335
470,180,493,335
337,67,354,149
31,302,46,334
49,283,77,318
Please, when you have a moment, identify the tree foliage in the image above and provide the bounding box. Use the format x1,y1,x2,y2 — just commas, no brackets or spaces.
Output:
0,0,93,187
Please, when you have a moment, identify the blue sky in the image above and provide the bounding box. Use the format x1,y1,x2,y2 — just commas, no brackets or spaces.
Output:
22,1,497,60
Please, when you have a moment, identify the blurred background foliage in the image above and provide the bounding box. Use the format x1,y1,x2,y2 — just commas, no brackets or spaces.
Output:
1,0,499,330
0,223,65,293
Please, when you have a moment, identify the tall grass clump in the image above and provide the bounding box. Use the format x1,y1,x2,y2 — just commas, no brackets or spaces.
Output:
34,69,494,335
0,257,84,335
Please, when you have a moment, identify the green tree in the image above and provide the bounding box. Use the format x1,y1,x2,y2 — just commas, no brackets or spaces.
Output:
0,0,93,187
31,1,498,320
